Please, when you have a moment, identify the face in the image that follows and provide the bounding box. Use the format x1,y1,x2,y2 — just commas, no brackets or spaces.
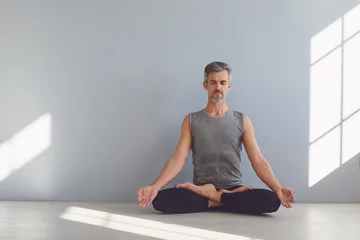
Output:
203,70,231,103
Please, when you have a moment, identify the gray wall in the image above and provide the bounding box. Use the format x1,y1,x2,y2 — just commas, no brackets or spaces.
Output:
0,0,359,202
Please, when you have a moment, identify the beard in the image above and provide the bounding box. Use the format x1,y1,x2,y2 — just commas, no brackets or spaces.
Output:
211,92,224,103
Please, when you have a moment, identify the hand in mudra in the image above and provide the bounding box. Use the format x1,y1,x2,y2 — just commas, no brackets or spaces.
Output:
275,187,295,208
137,185,159,207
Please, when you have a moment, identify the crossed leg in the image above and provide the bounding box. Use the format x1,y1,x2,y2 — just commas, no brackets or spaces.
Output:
152,182,281,215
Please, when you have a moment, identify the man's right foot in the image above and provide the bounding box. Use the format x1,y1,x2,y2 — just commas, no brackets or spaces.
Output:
175,182,216,198
218,186,252,193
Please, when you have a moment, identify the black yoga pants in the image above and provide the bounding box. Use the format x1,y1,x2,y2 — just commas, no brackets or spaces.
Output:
152,185,281,214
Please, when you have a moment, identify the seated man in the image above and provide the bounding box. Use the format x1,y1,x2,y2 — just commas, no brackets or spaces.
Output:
137,61,294,214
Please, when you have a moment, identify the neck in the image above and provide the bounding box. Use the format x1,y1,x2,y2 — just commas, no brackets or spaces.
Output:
204,100,230,117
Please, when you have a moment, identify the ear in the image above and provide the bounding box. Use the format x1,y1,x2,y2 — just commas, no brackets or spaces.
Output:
203,81,208,90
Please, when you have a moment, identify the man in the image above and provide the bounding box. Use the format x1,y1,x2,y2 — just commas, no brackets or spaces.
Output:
137,61,294,214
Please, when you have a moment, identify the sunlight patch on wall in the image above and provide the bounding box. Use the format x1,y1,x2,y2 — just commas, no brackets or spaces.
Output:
309,3,360,187
342,111,360,164
344,3,360,39
309,127,341,187
0,113,52,182
343,33,360,119
309,47,342,143
310,18,342,64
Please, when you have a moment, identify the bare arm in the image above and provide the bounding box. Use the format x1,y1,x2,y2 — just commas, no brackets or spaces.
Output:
151,114,192,191
242,115,282,192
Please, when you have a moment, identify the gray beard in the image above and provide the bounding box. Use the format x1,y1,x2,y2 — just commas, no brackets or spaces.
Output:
211,96,224,103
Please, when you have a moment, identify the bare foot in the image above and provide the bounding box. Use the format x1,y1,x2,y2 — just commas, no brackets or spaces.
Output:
175,182,216,198
208,200,222,208
218,186,252,193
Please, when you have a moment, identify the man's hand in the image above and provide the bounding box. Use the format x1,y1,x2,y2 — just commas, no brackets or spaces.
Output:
275,187,295,208
137,185,159,207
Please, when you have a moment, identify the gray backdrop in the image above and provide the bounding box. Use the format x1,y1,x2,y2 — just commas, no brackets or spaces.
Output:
1,0,359,202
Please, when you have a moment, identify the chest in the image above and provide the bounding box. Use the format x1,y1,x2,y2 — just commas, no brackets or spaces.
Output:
192,120,243,146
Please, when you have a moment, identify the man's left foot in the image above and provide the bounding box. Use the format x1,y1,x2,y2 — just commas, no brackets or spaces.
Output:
175,182,216,198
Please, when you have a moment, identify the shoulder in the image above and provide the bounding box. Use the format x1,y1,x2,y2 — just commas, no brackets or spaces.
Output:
231,110,253,134
231,110,244,119
187,110,205,133
188,109,204,121
242,114,255,134
231,109,245,124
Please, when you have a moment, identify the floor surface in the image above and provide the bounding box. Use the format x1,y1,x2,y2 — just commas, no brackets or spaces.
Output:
0,202,359,240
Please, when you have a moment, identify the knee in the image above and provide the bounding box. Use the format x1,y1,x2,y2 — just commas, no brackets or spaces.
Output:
152,188,180,213
253,189,281,213
266,191,281,213
152,191,166,213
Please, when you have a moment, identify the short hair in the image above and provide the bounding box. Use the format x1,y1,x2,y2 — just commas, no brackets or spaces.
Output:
204,61,232,83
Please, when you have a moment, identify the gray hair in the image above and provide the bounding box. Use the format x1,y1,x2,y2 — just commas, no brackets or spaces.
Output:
204,61,232,83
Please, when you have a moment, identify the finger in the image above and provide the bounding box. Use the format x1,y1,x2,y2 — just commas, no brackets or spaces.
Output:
146,196,155,206
145,199,152,206
143,198,150,206
138,192,145,201
141,199,147,207
140,194,146,202
146,196,153,206
147,195,156,206
140,197,148,207
286,201,292,208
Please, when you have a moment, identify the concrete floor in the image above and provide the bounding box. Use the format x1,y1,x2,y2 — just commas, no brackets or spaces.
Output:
0,202,359,240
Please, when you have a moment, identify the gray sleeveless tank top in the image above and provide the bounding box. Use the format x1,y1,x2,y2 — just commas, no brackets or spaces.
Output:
189,109,245,189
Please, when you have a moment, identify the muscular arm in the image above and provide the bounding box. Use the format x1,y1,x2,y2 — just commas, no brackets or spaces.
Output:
151,114,192,190
242,115,282,192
